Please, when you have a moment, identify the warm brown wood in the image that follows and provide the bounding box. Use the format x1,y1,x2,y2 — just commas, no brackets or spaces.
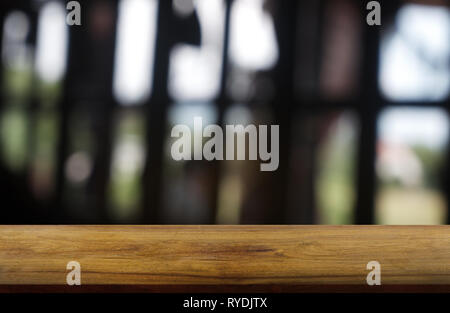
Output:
0,225,450,292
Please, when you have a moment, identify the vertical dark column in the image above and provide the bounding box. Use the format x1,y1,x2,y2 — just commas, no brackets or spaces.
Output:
288,0,323,223
355,103,377,224
446,102,450,225
56,0,118,223
0,1,41,222
0,5,5,131
56,1,87,222
354,0,401,224
24,5,42,221
88,0,118,223
447,125,450,225
142,0,173,223
208,0,233,224
354,1,383,225
0,3,5,94
55,50,73,222
0,5,7,222
270,0,298,224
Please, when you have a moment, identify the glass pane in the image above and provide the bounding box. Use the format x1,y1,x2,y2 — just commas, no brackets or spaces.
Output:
376,107,449,224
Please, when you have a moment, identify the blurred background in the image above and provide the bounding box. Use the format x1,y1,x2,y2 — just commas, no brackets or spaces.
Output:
0,0,449,224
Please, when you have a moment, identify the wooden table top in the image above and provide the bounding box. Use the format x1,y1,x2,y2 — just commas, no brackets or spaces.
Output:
0,225,449,292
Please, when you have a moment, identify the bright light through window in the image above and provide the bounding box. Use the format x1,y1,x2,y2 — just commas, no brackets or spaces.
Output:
35,2,68,83
113,0,158,105
379,4,450,101
229,0,278,71
169,0,226,101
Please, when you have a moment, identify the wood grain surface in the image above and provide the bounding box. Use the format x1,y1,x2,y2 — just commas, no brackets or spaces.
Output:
0,225,449,292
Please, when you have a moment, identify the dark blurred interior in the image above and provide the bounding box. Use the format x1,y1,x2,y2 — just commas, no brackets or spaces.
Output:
0,0,449,224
